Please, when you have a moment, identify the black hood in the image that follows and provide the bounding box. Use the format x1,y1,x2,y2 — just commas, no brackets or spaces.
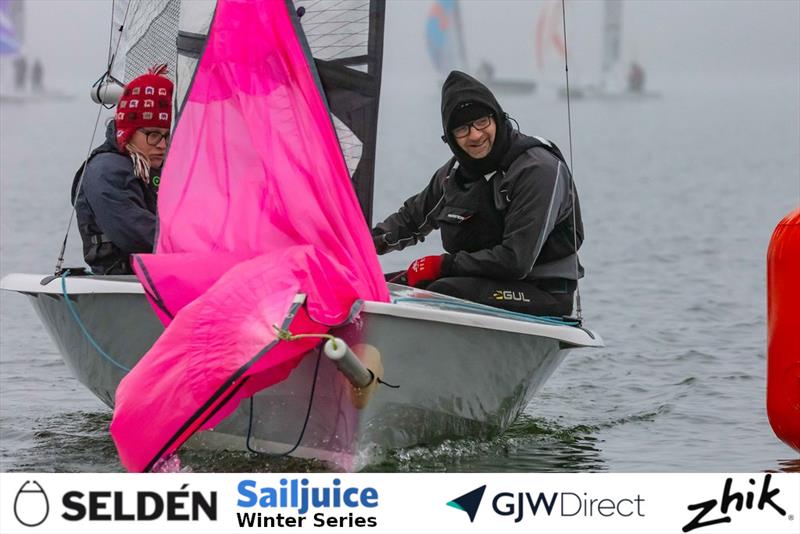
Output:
440,70,511,178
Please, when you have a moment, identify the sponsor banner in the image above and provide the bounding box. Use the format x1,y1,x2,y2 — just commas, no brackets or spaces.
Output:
0,472,797,534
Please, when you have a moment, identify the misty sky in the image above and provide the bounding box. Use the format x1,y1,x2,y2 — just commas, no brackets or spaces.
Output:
11,0,800,92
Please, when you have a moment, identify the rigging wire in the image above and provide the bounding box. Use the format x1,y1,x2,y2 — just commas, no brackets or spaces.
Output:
60,270,131,372
245,345,323,458
560,0,582,322
53,1,131,275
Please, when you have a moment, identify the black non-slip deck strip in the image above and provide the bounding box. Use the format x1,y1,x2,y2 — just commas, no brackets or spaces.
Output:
142,298,306,471
132,255,174,320
176,31,207,58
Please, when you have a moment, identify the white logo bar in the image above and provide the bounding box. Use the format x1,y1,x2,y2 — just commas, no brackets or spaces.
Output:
0,473,797,534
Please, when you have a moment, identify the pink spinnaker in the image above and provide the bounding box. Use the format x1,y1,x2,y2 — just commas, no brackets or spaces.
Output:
111,0,389,472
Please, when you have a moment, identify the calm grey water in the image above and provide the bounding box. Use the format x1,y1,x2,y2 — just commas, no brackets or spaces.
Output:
1,75,799,473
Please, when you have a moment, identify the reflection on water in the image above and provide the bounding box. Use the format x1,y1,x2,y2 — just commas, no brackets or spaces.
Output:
17,410,605,473
775,458,800,474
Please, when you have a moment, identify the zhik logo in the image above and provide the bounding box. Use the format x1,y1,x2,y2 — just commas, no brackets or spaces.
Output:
447,485,486,523
682,474,788,532
14,481,50,527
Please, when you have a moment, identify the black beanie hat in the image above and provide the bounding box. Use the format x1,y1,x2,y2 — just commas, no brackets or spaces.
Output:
448,102,494,132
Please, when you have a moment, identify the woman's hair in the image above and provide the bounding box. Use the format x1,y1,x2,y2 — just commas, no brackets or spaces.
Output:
125,141,151,183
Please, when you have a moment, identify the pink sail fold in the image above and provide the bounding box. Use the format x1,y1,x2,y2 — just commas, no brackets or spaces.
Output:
110,0,389,472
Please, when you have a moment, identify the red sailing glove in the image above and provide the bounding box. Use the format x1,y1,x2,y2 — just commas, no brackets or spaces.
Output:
406,255,446,288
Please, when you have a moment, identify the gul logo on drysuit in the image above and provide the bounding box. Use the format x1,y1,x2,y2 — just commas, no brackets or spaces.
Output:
14,480,50,527
491,290,531,303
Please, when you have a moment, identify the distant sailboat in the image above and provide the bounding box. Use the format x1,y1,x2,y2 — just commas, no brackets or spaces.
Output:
0,0,23,56
0,0,72,103
426,0,536,95
536,0,658,100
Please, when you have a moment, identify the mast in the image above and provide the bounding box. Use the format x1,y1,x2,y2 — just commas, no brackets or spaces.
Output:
601,0,622,88
109,0,180,84
452,0,468,71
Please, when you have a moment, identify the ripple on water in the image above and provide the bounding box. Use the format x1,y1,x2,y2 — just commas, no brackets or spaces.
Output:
362,415,605,473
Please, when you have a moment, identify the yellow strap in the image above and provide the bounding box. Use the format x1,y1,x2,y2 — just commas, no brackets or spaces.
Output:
272,324,337,348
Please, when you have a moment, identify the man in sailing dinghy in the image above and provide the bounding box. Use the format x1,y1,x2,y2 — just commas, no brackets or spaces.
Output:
72,65,173,275
372,70,584,317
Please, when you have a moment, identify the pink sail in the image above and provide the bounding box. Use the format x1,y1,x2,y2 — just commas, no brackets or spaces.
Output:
111,0,389,472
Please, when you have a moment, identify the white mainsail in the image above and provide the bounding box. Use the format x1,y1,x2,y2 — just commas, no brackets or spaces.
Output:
109,0,179,84
600,0,623,89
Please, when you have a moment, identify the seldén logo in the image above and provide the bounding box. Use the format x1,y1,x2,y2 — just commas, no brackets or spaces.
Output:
446,486,486,523
14,481,50,527
682,474,790,532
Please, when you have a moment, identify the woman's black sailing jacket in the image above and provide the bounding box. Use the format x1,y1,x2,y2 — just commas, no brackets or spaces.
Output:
72,122,157,275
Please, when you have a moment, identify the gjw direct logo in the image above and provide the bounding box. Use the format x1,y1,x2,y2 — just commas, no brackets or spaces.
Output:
446,485,486,522
682,474,792,532
447,484,644,523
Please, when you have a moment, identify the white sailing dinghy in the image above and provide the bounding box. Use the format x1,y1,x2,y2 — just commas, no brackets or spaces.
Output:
1,0,601,471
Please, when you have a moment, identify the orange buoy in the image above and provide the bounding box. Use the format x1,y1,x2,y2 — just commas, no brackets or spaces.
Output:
767,207,800,453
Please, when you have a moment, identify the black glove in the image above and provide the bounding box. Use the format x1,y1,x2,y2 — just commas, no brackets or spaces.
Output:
371,228,389,255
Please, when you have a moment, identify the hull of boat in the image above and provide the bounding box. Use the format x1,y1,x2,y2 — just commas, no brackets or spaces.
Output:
2,273,601,469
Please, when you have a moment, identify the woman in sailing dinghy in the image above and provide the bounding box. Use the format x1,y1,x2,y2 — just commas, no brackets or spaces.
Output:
73,65,173,275
372,70,584,317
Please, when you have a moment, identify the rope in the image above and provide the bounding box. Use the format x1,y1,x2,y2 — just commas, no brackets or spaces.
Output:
245,344,322,457
53,1,132,275
60,271,131,372
271,324,340,346
560,0,582,322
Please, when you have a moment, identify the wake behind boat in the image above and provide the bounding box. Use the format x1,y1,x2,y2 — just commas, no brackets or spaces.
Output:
0,272,601,469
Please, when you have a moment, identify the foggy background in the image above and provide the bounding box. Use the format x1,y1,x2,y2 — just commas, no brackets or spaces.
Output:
14,0,800,90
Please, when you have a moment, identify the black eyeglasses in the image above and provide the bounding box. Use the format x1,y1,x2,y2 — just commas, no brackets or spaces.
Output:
452,115,494,139
141,130,170,146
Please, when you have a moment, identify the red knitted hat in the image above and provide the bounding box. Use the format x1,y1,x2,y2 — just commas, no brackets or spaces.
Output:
115,64,174,152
